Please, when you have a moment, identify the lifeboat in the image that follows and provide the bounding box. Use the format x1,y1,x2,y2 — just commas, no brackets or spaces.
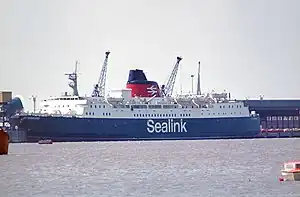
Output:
0,127,9,155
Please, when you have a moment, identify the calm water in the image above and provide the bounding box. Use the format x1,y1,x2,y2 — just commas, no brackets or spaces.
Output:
0,138,299,197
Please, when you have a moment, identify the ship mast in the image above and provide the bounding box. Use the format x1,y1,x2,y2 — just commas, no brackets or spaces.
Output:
92,51,110,97
65,61,79,96
196,61,201,95
161,56,183,97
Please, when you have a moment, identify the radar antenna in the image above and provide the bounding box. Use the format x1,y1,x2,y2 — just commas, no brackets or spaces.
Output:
64,61,79,96
92,51,110,97
161,56,183,97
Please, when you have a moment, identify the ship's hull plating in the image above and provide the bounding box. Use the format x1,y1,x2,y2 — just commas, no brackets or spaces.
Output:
14,115,261,142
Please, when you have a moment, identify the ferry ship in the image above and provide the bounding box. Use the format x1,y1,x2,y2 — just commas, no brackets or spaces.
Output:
10,52,261,142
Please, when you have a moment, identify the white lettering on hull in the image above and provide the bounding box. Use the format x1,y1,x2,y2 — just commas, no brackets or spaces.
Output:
147,119,187,133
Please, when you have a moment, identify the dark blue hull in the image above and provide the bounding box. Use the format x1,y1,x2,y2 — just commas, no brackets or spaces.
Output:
13,115,261,142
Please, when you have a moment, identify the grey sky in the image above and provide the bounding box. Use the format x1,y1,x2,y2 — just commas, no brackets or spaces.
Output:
1,0,299,111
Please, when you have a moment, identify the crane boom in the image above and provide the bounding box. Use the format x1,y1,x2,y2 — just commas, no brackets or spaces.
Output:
161,56,183,97
92,51,110,97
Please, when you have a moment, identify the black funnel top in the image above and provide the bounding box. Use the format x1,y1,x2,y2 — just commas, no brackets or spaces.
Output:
127,69,147,83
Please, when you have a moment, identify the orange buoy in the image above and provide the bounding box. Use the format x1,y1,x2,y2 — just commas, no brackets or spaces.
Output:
0,127,9,155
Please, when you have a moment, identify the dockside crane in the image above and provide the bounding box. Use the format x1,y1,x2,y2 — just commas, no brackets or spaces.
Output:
161,56,183,97
91,51,111,97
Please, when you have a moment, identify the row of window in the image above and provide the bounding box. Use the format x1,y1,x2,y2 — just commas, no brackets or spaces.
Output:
220,105,243,108
89,105,243,109
133,113,191,117
90,105,106,108
266,116,299,121
54,105,70,108
89,104,181,109
49,104,244,110
85,111,242,116
47,97,85,101
86,112,111,116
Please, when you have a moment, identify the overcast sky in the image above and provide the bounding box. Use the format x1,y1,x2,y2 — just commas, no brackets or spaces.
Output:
1,0,299,111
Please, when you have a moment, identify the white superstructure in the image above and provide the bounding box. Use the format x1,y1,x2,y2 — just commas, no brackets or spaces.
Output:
37,89,252,120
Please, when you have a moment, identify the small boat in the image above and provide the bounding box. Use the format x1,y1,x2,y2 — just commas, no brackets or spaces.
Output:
38,139,53,144
280,161,300,181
